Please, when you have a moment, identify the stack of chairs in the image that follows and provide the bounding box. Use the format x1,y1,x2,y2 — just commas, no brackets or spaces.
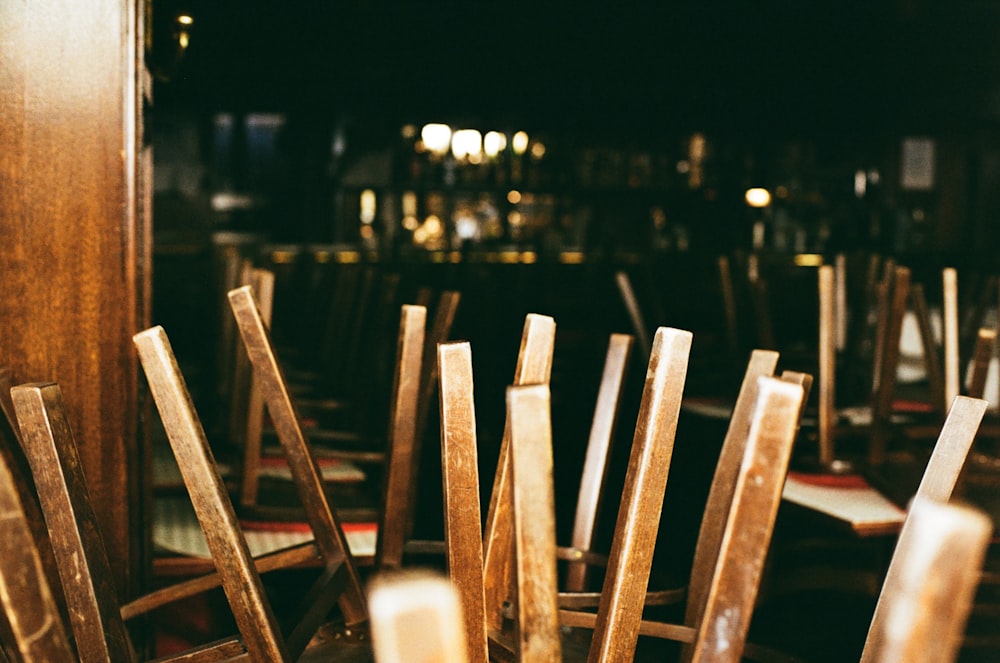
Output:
1,253,998,662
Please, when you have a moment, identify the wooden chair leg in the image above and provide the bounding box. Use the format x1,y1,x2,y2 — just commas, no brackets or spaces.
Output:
368,569,469,663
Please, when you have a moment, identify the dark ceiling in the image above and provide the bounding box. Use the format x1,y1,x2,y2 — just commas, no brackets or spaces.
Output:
153,1,1000,140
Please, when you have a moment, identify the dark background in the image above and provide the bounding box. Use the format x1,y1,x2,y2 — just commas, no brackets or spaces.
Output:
152,0,1000,141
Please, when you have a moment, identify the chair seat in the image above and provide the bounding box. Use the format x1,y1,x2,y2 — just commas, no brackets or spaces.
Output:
153,497,378,560
781,471,907,537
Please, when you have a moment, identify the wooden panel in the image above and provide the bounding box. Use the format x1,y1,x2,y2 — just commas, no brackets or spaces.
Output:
0,0,145,597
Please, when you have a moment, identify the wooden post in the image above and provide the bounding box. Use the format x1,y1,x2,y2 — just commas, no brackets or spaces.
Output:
0,0,149,599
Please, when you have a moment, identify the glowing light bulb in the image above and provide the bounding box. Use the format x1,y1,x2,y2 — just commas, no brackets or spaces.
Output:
745,188,772,208
421,123,452,156
512,131,529,155
484,131,507,158
451,129,482,160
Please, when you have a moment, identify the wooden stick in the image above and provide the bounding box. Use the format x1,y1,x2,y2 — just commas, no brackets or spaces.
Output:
438,341,489,663
835,253,848,351
967,328,996,400
818,264,836,466
943,268,960,410
909,284,944,416
509,384,562,663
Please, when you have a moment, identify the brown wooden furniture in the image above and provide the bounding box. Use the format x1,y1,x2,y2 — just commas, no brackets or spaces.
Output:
368,569,469,663
288,289,461,467
561,375,806,663
228,285,433,568
858,395,990,663
0,416,75,662
481,313,558,644
438,325,696,661
439,323,810,662
436,353,564,663
863,497,992,663
134,327,372,660
557,348,782,617
12,381,272,661
0,0,150,609
564,332,635,593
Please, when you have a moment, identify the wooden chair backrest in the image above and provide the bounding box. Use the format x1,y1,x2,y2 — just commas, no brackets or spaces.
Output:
860,394,989,663
683,349,780,631
909,283,945,414
818,263,837,465
405,289,462,539
10,379,282,662
870,265,911,465
482,313,557,633
560,375,807,660
565,332,635,592
438,341,489,663
11,383,136,662
683,376,805,663
328,270,405,442
866,497,991,663
226,286,368,625
0,367,63,623
614,270,652,364
586,327,693,662
441,327,695,663
237,267,275,509
322,264,376,391
228,264,272,449
508,383,562,663
942,267,960,409
375,304,427,569
133,329,295,660
0,412,75,661
966,328,996,400
231,280,435,570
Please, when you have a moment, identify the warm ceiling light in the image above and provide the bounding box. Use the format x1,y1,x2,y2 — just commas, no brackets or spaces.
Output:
484,131,506,158
421,123,452,156
360,189,376,224
176,14,194,26
512,131,529,155
451,129,482,160
745,187,772,208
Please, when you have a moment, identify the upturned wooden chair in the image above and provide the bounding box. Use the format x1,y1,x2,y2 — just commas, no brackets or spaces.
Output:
561,374,807,663
863,497,992,663
0,409,74,662
763,394,989,659
858,394,990,663
440,325,811,662
556,348,797,620
11,379,351,661
227,285,433,569
133,327,374,660
439,326,697,661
